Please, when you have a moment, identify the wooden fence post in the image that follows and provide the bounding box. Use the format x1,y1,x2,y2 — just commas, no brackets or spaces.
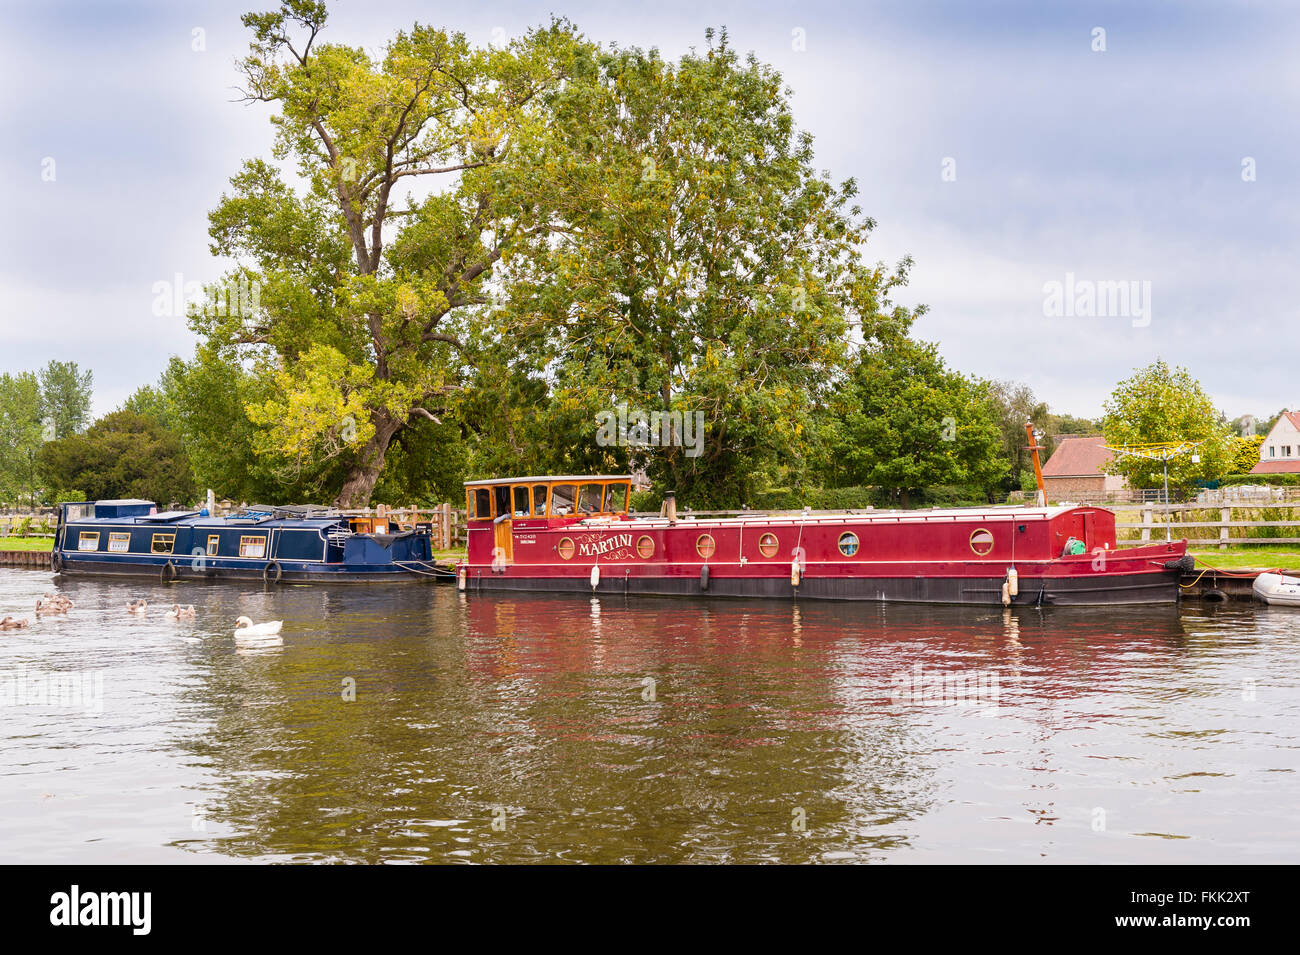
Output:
1220,506,1231,550
1140,506,1153,543
441,502,452,550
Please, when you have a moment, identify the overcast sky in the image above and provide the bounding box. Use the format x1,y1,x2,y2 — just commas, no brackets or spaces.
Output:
2,0,1297,420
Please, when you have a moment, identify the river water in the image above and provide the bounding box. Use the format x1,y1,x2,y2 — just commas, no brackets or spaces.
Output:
1,568,1296,864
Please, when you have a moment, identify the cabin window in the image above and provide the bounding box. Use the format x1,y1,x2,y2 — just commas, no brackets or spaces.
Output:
470,488,492,519
150,534,175,555
531,485,549,517
207,535,220,556
758,533,779,558
636,535,655,559
557,537,575,560
577,484,603,514
551,484,577,517
696,534,716,560
606,483,630,513
239,535,267,558
512,486,531,518
107,532,131,553
969,528,995,556
77,531,100,551
493,485,510,520
838,532,860,557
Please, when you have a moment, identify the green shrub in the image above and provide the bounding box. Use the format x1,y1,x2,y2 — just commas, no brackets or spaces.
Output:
1219,473,1300,487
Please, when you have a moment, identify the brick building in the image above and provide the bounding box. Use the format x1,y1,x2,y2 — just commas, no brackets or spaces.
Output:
1040,435,1128,499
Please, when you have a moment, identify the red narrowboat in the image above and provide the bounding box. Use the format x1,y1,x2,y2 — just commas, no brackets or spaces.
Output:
457,474,1191,606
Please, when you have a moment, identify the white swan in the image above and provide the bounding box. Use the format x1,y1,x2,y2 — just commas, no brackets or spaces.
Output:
234,616,283,646
126,599,148,615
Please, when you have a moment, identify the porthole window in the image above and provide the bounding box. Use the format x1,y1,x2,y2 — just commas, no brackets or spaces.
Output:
636,535,655,559
969,528,995,556
837,532,860,557
557,537,575,560
696,534,716,560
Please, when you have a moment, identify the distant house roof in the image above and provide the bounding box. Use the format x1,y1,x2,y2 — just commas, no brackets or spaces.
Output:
1285,412,1300,431
1041,435,1113,478
1250,459,1300,474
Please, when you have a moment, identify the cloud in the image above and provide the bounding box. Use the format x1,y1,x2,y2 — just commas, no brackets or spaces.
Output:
1,0,1297,420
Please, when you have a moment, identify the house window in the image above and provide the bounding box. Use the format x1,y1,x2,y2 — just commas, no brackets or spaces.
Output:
107,532,130,553
150,534,175,555
1285,446,1294,457
757,533,779,558
77,531,100,551
207,535,220,556
1270,446,1276,457
239,535,267,559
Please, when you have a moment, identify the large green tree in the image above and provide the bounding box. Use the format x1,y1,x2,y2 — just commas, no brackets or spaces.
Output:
820,338,1007,506
475,30,916,506
37,410,197,505
37,360,93,439
202,0,586,505
0,372,44,505
1101,359,1232,488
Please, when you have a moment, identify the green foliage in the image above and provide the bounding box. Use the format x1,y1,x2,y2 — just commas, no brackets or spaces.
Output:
819,337,1007,506
37,411,197,505
985,380,1048,490
472,29,916,508
199,2,587,505
1101,359,1233,488
1230,434,1265,473
1219,472,1300,487
37,360,93,439
0,371,43,504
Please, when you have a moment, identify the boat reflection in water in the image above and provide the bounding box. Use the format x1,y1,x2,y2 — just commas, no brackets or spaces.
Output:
147,581,1285,864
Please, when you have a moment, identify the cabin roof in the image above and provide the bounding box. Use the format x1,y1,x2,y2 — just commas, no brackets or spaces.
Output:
464,475,634,487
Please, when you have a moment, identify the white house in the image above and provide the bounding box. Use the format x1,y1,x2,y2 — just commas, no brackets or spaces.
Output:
1251,411,1300,475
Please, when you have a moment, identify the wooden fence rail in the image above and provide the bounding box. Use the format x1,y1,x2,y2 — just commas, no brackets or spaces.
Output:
1116,502,1300,549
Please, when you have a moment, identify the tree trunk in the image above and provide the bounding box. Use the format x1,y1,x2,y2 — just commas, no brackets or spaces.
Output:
334,414,403,508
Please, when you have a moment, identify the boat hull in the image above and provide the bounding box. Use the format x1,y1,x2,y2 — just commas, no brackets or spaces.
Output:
460,504,1188,607
56,554,449,584
1252,572,1300,607
460,563,1181,606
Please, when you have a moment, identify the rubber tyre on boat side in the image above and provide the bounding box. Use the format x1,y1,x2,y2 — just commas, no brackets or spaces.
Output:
263,560,282,584
161,560,177,582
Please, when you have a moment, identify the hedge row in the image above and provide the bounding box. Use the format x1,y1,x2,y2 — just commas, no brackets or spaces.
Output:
1217,473,1300,487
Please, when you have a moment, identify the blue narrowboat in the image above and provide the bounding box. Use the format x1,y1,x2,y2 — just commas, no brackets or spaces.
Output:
52,500,451,583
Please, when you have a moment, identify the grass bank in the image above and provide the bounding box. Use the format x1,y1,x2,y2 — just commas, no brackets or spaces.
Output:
0,537,54,552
